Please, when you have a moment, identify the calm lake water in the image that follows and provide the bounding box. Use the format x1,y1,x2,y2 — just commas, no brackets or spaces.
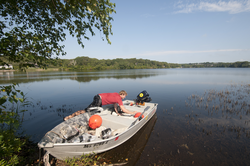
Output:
1,68,250,165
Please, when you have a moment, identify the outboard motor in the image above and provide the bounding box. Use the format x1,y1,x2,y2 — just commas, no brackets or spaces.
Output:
136,90,152,104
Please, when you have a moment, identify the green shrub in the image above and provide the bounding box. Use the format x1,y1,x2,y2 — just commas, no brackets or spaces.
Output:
0,84,28,165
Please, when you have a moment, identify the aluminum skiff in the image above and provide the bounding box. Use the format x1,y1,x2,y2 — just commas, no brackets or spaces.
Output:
38,100,158,160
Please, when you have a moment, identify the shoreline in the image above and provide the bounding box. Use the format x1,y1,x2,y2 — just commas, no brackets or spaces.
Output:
0,69,15,72
0,67,249,73
0,68,60,72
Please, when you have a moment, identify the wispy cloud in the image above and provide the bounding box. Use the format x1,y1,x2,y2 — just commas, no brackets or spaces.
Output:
135,49,249,56
174,0,250,14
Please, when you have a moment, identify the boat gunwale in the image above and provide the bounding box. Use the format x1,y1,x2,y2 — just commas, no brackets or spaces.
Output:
47,103,158,148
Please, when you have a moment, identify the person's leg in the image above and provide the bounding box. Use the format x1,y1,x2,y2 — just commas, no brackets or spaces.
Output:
64,95,102,121
85,95,102,111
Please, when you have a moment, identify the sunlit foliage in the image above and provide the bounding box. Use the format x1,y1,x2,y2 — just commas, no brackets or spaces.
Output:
0,0,116,70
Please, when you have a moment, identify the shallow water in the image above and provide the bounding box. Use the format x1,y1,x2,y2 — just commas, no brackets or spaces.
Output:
1,68,250,165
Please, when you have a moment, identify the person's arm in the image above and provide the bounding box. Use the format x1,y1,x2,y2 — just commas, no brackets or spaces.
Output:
114,103,122,116
119,105,137,115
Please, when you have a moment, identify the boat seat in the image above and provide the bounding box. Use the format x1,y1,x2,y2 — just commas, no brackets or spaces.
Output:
100,114,135,130
99,104,152,130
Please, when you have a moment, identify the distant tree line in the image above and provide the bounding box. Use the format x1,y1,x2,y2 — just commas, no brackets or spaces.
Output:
55,57,250,70
181,61,250,68
1,56,249,71
55,56,180,70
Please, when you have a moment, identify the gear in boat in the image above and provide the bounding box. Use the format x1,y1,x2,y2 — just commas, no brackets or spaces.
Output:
40,91,152,144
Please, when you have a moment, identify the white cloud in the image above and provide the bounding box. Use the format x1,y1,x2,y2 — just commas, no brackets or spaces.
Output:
175,0,250,14
135,49,249,56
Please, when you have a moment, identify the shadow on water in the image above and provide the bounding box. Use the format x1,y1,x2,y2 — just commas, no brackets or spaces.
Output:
97,114,157,166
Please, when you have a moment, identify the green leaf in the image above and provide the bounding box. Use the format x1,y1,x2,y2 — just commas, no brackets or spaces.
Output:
19,98,24,102
9,98,14,104
0,98,7,105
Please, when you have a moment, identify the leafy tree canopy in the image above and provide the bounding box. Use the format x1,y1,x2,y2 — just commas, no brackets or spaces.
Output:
0,0,116,69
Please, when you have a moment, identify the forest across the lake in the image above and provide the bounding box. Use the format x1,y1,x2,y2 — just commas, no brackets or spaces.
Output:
1,56,250,71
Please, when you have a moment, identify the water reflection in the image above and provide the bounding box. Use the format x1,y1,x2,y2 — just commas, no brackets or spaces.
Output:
0,69,163,84
0,71,14,80
99,114,157,165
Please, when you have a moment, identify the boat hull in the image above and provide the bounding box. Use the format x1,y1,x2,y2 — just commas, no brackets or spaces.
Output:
38,100,157,160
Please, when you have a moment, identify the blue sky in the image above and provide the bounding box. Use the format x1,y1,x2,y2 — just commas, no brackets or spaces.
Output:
61,0,250,64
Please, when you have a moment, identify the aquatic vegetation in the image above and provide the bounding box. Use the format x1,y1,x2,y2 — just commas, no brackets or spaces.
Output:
185,83,250,138
180,144,189,149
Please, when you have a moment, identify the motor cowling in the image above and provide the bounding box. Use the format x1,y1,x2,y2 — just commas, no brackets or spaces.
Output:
136,90,152,104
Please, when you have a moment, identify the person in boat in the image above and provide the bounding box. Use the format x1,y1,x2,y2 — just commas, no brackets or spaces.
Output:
64,90,138,121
